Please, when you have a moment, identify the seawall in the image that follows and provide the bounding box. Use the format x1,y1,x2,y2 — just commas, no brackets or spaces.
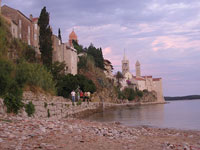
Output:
0,91,165,119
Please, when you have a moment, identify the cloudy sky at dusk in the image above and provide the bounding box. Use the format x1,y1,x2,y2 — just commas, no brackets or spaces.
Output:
2,0,200,96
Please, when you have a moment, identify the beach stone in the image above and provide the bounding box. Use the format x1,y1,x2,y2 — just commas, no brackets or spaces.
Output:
40,127,46,133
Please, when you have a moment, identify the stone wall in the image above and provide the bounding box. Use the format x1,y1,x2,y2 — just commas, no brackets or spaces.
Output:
0,91,103,119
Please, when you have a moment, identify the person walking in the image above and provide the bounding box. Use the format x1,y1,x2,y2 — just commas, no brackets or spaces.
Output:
87,91,91,102
84,92,88,102
71,90,76,105
80,90,84,101
77,91,80,102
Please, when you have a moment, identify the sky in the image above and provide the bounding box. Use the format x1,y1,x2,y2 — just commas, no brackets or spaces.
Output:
2,0,200,96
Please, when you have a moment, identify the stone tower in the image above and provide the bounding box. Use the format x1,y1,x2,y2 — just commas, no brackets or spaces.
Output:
122,51,129,75
69,29,78,47
136,60,141,77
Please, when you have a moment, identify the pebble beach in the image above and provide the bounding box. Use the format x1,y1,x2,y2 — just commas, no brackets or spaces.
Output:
0,115,200,150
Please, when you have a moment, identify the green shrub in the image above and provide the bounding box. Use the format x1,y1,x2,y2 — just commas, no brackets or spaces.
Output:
0,16,10,56
78,56,87,70
3,81,23,114
22,45,36,63
25,101,35,117
0,58,14,96
76,100,82,106
57,74,96,98
122,88,136,101
137,90,143,97
51,61,66,81
15,61,56,93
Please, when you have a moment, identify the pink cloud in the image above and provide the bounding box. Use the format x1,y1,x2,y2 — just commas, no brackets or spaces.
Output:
103,47,112,55
152,36,200,52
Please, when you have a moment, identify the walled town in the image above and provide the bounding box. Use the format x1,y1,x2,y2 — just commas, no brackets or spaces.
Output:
0,1,200,150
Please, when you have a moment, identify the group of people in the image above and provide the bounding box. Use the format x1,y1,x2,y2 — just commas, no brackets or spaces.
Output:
71,90,91,104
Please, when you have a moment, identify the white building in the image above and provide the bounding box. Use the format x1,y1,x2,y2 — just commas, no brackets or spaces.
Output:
121,54,165,102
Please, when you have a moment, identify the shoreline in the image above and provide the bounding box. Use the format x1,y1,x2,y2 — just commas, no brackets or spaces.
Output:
74,101,167,119
0,115,200,150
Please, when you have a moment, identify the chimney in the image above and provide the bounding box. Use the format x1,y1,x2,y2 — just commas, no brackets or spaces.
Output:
30,14,33,21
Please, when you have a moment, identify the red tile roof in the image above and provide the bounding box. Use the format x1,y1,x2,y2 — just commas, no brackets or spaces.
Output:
32,18,38,22
153,78,161,81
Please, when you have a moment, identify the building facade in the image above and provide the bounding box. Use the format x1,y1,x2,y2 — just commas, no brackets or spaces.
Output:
1,5,34,46
121,56,165,102
122,53,130,76
135,60,141,77
1,4,78,75
52,30,78,75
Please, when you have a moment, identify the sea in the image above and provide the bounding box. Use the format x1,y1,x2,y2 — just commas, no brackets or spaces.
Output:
85,99,200,130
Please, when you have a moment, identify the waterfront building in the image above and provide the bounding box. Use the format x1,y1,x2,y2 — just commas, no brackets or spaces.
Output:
1,4,78,75
120,55,165,102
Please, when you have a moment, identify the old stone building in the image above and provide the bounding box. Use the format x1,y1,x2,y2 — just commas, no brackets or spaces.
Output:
69,30,78,47
1,3,78,75
1,5,34,46
122,52,130,76
121,55,165,102
30,15,40,55
136,60,141,77
52,30,78,75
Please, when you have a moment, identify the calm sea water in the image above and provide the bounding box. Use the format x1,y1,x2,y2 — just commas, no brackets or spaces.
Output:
85,100,200,130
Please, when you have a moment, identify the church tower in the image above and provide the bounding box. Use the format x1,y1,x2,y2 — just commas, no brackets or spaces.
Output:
122,51,129,75
135,60,141,77
69,29,78,47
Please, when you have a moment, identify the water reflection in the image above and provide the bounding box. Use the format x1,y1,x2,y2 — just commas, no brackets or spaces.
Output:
85,100,200,130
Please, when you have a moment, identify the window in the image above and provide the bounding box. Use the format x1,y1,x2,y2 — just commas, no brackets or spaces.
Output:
28,39,31,45
19,20,22,28
28,26,30,35
34,33,37,41
34,24,37,30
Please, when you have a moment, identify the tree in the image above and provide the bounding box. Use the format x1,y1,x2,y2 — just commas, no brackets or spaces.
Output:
86,43,104,70
58,28,62,43
122,88,136,101
72,40,83,54
115,71,123,88
38,7,53,69
51,61,66,81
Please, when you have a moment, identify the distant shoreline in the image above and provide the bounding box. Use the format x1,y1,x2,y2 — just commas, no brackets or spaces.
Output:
165,95,200,101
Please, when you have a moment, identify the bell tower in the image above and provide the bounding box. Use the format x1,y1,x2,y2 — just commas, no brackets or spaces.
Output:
69,29,78,47
136,60,141,77
122,50,129,75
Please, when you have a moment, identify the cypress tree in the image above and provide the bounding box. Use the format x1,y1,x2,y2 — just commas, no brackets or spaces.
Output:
38,7,53,69
58,28,62,43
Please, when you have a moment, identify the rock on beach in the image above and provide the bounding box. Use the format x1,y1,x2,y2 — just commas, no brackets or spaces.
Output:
0,115,200,150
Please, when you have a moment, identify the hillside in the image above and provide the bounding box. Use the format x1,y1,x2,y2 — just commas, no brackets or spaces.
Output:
78,56,118,103
165,95,200,101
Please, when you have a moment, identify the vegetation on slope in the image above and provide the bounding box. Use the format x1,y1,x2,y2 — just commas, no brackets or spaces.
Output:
0,16,55,114
74,42,118,102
